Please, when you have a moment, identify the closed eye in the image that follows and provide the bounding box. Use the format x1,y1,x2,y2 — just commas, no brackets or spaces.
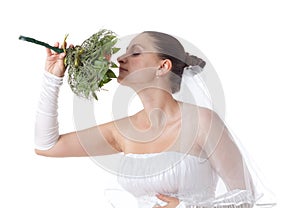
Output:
131,52,141,56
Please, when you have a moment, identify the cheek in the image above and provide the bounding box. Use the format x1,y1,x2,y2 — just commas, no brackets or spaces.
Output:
121,67,157,85
130,54,159,71
130,58,152,70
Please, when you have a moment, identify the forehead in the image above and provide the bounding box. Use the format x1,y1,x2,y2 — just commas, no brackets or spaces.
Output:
127,33,157,52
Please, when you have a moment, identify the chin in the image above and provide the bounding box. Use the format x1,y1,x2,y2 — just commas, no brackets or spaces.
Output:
117,77,125,84
117,76,121,83
117,76,127,86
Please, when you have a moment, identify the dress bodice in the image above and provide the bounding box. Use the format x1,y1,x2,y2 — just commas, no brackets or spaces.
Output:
117,152,218,207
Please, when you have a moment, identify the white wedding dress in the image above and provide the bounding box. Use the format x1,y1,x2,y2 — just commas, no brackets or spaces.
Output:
118,152,216,207
113,152,254,208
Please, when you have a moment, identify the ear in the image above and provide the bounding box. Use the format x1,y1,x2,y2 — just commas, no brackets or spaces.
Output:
159,59,172,75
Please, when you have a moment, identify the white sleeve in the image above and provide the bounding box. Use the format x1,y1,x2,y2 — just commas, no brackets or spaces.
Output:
34,71,63,150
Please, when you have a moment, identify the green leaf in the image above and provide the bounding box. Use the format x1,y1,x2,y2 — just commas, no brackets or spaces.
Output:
106,69,117,78
110,62,118,68
112,47,121,54
92,91,98,100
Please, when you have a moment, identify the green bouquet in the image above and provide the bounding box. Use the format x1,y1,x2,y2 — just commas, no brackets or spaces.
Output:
19,29,120,100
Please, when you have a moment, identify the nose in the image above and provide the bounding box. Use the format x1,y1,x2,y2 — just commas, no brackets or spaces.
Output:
117,53,127,64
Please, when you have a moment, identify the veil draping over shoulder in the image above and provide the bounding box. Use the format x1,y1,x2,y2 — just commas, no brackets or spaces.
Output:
173,63,276,207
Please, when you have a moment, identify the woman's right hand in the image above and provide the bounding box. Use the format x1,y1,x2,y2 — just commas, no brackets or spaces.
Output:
45,42,67,77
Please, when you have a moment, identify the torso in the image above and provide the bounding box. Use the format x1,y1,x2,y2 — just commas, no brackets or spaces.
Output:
107,103,217,207
112,102,210,157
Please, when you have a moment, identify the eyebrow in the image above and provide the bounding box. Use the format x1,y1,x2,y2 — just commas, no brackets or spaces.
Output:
126,44,143,51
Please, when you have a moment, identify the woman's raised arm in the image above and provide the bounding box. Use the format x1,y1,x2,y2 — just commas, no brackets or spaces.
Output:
34,43,122,157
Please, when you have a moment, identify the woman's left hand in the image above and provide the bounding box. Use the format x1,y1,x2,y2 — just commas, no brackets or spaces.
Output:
155,194,180,208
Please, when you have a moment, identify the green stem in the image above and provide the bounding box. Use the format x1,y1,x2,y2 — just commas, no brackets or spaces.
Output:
19,35,64,53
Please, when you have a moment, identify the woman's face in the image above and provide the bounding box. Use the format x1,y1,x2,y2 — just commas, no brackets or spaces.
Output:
117,33,162,85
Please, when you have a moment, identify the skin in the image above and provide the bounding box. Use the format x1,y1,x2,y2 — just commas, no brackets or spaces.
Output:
37,33,249,207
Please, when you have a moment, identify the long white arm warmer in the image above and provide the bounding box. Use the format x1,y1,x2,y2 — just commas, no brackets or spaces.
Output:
34,71,63,150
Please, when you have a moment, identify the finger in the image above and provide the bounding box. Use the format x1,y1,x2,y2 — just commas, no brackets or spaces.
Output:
156,194,172,203
46,47,52,57
58,53,66,59
54,42,59,48
51,42,60,54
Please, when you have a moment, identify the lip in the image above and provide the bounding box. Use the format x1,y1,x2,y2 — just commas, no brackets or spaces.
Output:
119,67,128,71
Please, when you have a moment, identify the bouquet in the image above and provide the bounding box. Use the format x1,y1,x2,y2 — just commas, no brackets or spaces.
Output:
19,29,120,100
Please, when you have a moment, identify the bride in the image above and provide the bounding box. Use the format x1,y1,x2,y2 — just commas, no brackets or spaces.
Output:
34,31,275,207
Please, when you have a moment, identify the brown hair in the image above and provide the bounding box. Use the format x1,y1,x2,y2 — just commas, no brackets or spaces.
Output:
142,31,206,93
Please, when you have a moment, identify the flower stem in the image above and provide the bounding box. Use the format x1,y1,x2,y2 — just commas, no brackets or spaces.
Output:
19,35,64,53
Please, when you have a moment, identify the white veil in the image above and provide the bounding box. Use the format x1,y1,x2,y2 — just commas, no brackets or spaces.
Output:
172,63,276,207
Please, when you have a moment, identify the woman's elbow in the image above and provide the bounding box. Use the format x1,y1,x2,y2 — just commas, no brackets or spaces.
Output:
34,145,61,157
34,148,52,157
34,138,61,157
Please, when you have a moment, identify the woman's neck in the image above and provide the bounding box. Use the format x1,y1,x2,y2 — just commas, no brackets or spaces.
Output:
137,88,180,128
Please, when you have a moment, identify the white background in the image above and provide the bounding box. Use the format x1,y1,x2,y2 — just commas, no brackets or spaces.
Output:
0,0,299,207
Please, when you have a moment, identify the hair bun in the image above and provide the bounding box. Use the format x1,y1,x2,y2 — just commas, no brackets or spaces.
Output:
185,52,206,68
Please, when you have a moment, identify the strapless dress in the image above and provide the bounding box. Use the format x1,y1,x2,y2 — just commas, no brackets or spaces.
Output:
116,151,218,207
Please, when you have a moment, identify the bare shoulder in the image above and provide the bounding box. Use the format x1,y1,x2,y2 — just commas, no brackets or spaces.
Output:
180,102,218,123
180,103,224,146
198,106,220,124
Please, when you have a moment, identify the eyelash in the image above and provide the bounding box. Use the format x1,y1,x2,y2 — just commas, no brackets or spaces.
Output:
131,52,141,56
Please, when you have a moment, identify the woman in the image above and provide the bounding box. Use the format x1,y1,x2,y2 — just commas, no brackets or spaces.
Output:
35,31,273,207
